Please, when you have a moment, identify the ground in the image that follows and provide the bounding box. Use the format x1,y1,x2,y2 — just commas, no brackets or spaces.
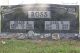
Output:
0,39,80,53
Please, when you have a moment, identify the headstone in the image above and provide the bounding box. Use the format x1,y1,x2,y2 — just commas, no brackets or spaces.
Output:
1,4,79,33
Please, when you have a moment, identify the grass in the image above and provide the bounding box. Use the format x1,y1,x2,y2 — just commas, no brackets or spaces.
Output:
0,39,80,53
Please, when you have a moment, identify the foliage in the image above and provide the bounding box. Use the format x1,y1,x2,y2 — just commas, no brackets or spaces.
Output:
0,40,80,53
